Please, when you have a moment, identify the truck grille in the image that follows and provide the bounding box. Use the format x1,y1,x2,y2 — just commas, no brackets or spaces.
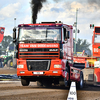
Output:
27,60,50,71
19,48,59,59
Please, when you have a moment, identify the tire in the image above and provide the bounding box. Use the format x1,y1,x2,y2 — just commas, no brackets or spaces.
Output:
77,71,84,89
21,77,30,86
64,70,69,87
7,59,13,67
13,58,17,68
37,81,43,86
64,65,71,87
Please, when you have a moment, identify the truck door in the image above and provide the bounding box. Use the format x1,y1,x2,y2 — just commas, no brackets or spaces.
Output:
63,27,73,61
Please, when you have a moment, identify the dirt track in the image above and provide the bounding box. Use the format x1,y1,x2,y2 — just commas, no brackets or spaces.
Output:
0,67,17,74
0,81,100,100
0,68,100,100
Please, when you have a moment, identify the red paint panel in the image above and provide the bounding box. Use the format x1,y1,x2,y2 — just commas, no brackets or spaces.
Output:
93,44,100,57
94,68,100,82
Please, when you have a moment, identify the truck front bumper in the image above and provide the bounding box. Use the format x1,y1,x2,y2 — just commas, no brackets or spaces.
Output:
17,70,62,77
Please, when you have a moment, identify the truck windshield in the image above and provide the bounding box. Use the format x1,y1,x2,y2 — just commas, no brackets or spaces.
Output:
94,34,100,43
18,27,61,42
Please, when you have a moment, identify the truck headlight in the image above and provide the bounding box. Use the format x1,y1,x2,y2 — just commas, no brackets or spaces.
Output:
17,65,24,68
54,65,62,68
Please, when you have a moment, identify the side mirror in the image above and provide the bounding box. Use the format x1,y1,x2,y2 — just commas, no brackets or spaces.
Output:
66,31,70,39
64,28,70,40
64,28,66,36
64,28,67,40
13,28,16,43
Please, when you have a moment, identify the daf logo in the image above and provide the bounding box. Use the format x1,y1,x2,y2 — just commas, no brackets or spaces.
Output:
49,49,58,51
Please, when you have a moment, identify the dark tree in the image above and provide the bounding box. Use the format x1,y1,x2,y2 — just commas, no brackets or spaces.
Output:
0,35,14,55
74,38,91,56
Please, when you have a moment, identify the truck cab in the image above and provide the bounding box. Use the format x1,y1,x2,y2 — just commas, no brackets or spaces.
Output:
92,26,100,85
92,26,100,57
13,22,82,88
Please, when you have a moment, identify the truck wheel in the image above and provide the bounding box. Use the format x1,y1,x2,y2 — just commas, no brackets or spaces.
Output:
37,81,43,86
13,58,17,68
77,71,84,89
21,77,30,86
64,71,69,87
64,66,71,87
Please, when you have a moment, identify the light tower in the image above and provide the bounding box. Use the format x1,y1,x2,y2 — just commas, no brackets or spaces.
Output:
74,9,78,55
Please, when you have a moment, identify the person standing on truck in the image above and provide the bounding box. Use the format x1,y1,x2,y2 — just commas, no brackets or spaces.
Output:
65,38,67,41
0,58,3,68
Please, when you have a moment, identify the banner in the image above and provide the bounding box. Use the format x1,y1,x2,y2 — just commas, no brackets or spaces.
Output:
0,27,5,43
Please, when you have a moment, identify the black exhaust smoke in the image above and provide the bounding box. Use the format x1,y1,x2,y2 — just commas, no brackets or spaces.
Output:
88,0,100,6
31,0,46,24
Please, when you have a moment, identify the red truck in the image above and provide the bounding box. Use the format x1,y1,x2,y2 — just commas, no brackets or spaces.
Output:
92,26,100,57
92,26,100,86
13,21,83,88
72,26,100,86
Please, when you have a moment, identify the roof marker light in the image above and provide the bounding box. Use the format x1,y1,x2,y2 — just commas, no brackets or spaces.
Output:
90,24,94,29
55,21,57,23
59,21,61,23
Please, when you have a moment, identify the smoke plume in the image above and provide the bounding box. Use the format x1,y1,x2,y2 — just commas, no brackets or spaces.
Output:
88,0,100,5
31,0,46,24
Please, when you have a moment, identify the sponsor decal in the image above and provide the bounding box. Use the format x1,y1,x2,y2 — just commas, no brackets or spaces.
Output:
94,48,98,52
19,43,59,48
